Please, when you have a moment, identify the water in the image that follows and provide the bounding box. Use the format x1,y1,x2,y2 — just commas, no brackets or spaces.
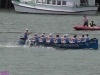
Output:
0,9,100,75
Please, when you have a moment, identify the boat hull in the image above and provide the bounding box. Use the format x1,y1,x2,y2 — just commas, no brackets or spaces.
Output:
18,38,26,45
12,1,98,15
18,38,98,49
73,25,100,30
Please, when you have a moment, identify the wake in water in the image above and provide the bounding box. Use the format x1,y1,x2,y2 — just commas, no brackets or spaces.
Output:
0,42,55,50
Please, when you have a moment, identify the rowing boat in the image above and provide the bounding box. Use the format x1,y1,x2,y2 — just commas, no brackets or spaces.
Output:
18,38,98,49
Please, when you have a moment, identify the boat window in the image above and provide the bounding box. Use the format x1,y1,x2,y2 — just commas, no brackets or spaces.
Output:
47,0,51,4
36,0,42,3
52,0,56,5
85,0,89,6
80,0,88,6
57,0,61,5
42,0,46,3
62,1,66,5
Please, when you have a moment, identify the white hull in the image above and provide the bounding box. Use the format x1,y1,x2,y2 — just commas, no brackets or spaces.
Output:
12,1,98,15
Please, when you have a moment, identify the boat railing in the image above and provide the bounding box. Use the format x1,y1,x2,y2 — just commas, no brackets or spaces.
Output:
16,0,35,6
73,3,99,7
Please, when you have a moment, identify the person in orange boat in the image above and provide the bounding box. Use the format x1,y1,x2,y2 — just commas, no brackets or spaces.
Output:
83,15,88,27
89,21,96,27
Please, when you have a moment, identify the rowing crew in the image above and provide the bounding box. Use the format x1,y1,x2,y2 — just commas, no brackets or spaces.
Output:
21,29,89,44
30,33,89,44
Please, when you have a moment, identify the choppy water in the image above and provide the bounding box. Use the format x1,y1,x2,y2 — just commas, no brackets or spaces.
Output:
0,9,100,75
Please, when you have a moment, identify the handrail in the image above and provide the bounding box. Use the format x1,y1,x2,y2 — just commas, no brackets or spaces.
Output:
13,0,99,8
73,3,99,7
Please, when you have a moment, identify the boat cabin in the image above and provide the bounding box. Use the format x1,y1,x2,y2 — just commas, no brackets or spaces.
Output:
20,0,97,7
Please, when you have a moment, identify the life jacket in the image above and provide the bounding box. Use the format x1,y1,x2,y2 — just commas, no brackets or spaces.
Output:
89,22,94,27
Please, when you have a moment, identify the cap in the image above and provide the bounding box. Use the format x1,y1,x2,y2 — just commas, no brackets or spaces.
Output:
34,33,37,35
49,33,52,37
42,34,44,36
26,29,28,31
50,33,52,35
66,34,68,37
63,34,68,37
34,33,37,34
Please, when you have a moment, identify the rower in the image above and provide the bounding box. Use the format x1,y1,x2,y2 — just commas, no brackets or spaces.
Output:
85,34,89,41
49,33,54,44
63,34,69,43
40,33,46,43
80,35,85,42
73,35,78,43
55,35,61,44
33,33,39,44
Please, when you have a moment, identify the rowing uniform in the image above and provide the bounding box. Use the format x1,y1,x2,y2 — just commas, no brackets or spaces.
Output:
86,37,89,41
34,36,39,43
73,38,78,43
50,37,54,43
23,33,28,40
65,37,69,43
56,38,61,44
42,37,46,43
80,38,85,42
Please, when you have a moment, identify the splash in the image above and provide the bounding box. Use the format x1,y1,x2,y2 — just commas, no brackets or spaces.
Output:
0,42,55,50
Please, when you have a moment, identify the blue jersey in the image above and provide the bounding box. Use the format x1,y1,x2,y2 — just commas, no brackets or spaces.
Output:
35,36,39,42
57,38,61,43
42,37,46,43
73,38,78,43
65,38,69,43
86,37,89,41
23,33,28,40
50,37,54,43
80,38,85,42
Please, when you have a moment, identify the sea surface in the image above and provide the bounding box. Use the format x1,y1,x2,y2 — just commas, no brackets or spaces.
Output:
0,9,100,75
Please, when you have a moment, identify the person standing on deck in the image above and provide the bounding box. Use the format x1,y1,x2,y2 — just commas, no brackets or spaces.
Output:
83,15,88,27
23,29,32,40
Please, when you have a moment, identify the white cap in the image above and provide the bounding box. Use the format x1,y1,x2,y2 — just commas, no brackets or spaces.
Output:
49,33,52,35
49,33,52,37
34,33,37,35
66,34,68,37
35,33,37,34
63,34,68,37
26,29,28,31
42,34,44,36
